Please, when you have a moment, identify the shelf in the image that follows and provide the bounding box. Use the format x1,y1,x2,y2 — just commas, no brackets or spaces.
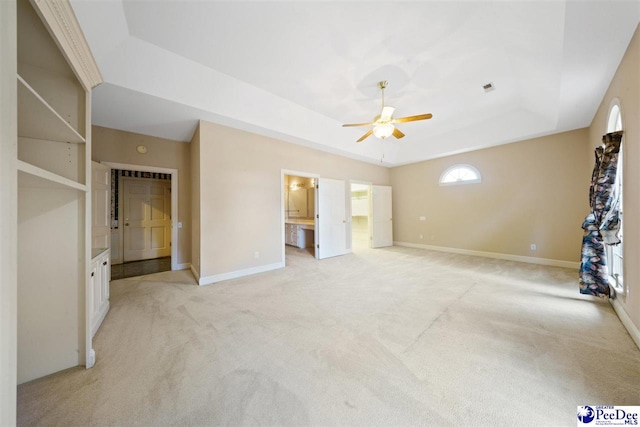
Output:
18,160,86,191
17,74,85,144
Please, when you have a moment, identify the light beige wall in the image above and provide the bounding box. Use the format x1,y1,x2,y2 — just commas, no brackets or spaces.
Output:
92,126,191,266
0,0,17,422
588,24,640,334
390,128,591,262
190,124,201,277
195,120,390,279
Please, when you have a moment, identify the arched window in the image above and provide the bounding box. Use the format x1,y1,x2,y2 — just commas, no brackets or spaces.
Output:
607,103,622,133
606,99,624,294
439,164,481,186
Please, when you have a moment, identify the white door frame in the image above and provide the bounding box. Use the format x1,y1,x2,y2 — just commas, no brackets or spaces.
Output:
101,162,179,271
349,179,372,251
281,169,320,264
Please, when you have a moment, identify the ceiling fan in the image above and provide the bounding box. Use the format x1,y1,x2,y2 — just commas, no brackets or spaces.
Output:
342,81,432,143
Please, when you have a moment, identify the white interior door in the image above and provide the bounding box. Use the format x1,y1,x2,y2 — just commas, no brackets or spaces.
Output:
91,161,110,250
123,179,171,262
371,185,393,248
317,178,348,259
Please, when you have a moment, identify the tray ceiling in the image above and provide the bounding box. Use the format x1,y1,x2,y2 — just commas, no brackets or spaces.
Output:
72,1,640,166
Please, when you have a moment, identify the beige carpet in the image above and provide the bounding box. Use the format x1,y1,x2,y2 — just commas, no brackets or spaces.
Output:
18,245,640,426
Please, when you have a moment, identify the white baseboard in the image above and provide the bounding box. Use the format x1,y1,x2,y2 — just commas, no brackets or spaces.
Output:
394,241,580,269
198,262,284,286
174,262,191,271
610,298,640,350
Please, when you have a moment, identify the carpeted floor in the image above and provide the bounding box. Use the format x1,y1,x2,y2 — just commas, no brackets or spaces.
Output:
17,245,640,426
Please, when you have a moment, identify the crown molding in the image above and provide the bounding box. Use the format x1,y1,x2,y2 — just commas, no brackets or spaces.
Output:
30,0,103,90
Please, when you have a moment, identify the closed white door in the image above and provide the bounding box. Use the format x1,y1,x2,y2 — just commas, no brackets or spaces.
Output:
317,178,348,259
123,179,171,262
371,185,393,248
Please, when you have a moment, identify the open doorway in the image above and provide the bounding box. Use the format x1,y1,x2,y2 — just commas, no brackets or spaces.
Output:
102,162,179,279
283,173,317,261
351,182,371,251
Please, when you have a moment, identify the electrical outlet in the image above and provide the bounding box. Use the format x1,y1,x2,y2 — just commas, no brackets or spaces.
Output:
419,216,426,221
419,234,423,239
254,251,260,259
530,244,537,251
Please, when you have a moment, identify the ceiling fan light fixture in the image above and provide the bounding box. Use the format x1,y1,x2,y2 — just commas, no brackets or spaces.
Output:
373,123,395,139
342,80,432,143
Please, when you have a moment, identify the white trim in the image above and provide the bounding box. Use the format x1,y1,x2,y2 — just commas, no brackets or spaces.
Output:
610,298,640,350
30,0,103,90
175,262,191,271
394,241,580,269
198,262,284,286
100,162,181,271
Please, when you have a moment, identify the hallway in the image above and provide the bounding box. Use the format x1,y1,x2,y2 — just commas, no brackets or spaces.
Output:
110,257,171,280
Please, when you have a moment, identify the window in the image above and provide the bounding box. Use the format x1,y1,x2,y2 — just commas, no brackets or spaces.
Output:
606,100,624,294
439,164,482,186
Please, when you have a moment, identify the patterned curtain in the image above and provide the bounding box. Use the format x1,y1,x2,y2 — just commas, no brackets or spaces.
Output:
579,131,623,297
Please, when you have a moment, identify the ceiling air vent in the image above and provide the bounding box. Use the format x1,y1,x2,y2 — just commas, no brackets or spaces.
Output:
483,82,495,93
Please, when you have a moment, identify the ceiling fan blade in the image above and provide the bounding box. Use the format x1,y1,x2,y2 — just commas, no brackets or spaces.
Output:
392,113,433,124
356,129,373,143
342,122,374,127
392,127,405,139
380,106,395,121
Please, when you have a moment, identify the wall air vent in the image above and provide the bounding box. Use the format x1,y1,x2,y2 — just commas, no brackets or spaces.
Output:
483,82,495,93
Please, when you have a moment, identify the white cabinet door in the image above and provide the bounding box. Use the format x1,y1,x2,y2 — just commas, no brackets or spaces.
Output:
371,185,393,248
89,261,98,323
90,251,110,338
317,178,348,259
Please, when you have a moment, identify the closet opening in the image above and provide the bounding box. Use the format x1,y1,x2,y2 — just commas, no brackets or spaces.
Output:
350,182,372,251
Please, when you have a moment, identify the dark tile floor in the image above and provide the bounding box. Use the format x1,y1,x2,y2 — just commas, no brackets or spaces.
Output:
110,257,172,280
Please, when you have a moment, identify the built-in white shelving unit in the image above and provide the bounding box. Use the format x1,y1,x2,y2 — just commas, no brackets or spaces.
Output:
17,75,85,144
17,160,87,191
16,0,102,384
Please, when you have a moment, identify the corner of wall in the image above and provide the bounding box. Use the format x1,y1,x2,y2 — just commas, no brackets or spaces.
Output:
190,121,201,279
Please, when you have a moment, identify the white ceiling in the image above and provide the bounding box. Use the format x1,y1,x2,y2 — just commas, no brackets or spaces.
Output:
71,1,639,166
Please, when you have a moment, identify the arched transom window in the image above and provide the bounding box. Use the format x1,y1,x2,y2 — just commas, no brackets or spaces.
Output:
439,164,482,186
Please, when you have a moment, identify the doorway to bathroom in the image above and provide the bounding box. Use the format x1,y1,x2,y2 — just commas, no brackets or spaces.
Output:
284,173,317,259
